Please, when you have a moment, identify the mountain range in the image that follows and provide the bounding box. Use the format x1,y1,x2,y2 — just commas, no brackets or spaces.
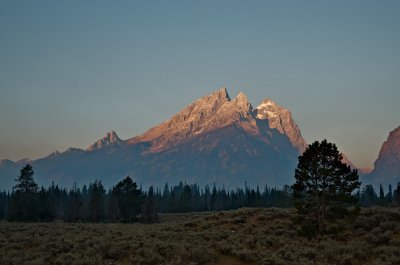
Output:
0,88,398,190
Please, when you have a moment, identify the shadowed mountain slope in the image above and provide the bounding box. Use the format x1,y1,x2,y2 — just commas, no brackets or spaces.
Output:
0,88,311,189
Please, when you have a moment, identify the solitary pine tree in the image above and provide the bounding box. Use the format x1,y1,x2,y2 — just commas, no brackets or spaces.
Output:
8,164,39,221
112,176,143,222
292,140,360,235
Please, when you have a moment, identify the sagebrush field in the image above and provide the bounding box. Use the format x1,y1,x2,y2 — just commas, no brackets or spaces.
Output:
1,207,399,265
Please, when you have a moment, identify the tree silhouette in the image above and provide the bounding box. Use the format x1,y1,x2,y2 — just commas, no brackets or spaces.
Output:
89,180,105,222
66,182,82,222
292,140,360,235
8,164,39,221
112,176,143,222
141,186,159,223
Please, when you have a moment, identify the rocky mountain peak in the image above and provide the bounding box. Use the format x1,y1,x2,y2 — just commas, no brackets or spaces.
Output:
46,151,61,158
127,88,307,155
87,130,123,151
16,158,32,165
234,92,251,110
256,98,307,153
128,89,257,151
212,87,231,100
375,126,400,163
106,130,120,143
370,126,400,184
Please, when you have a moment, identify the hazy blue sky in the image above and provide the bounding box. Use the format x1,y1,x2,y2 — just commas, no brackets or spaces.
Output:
1,0,399,169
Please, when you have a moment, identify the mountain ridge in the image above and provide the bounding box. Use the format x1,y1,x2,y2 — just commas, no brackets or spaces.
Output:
0,88,365,190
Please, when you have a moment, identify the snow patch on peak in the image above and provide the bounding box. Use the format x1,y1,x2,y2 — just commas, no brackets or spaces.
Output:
127,88,305,154
256,100,275,110
256,98,307,153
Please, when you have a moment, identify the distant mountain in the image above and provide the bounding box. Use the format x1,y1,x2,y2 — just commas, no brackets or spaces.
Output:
0,159,33,190
123,88,304,188
87,130,124,151
366,126,400,186
0,87,356,190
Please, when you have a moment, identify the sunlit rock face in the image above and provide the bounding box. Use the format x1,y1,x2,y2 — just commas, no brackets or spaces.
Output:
87,130,124,151
0,88,317,189
367,126,400,186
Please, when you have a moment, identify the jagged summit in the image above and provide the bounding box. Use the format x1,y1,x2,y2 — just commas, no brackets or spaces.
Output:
369,125,400,185
46,151,61,158
87,130,123,151
234,92,252,110
16,158,32,164
126,88,307,154
0,87,314,189
213,87,231,100
128,89,258,151
256,98,307,152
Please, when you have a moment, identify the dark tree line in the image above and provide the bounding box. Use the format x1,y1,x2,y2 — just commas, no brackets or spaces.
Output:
0,164,399,223
153,182,292,213
0,165,149,223
357,183,400,207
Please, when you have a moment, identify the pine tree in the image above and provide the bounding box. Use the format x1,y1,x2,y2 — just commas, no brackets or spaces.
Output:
394,183,400,206
387,184,393,204
89,180,106,222
112,176,143,222
66,182,82,222
141,186,159,223
37,186,55,221
180,184,192,212
361,185,377,207
379,184,386,206
292,140,360,236
8,164,39,221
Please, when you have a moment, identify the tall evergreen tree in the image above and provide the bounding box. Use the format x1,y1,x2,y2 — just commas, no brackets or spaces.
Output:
89,180,106,222
141,186,159,223
292,140,360,235
37,186,55,221
112,176,143,222
394,183,400,206
387,184,393,204
361,185,377,207
66,182,82,222
8,164,39,221
379,184,386,206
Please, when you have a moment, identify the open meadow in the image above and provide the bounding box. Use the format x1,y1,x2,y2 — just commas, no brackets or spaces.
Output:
0,207,400,265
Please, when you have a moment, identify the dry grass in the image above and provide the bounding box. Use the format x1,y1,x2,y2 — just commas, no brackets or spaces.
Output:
0,207,400,265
